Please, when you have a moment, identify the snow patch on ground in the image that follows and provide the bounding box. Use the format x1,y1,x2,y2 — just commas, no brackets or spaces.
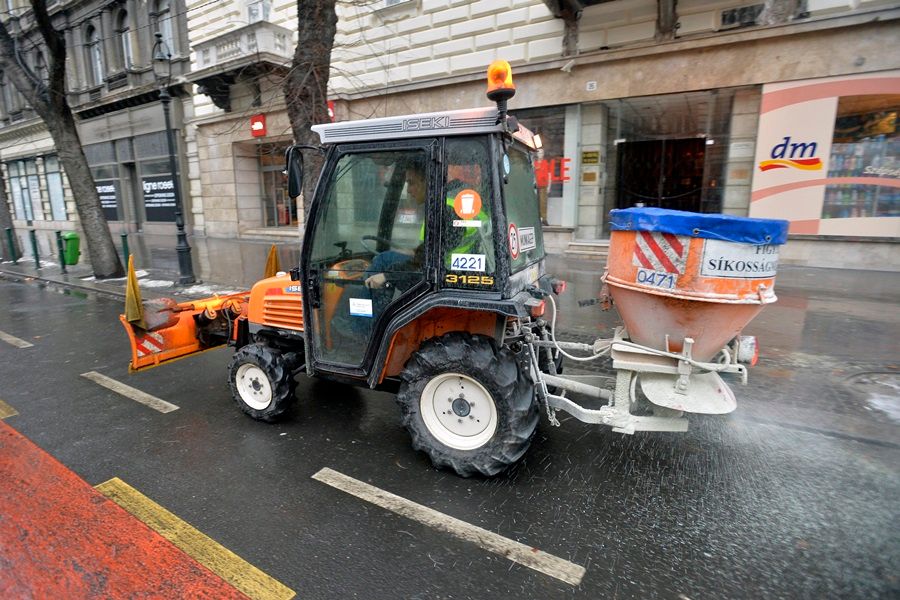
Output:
101,269,149,281
180,285,243,296
140,279,175,289
865,375,900,423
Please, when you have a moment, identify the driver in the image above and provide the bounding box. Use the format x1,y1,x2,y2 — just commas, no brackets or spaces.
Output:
364,168,427,291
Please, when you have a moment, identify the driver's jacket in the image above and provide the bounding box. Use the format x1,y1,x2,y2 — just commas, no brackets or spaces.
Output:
416,196,490,265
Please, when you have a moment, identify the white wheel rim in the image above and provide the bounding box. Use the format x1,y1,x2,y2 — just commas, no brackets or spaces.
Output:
420,372,498,451
236,363,273,410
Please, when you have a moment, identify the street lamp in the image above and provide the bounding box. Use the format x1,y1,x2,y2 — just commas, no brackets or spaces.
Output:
152,32,195,284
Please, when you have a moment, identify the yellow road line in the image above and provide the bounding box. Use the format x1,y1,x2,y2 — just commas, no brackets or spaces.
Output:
95,477,295,600
0,399,18,419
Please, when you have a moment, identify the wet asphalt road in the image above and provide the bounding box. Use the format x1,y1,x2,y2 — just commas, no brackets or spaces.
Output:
0,264,898,599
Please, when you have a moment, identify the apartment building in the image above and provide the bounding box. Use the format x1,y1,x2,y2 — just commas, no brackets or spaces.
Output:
0,0,193,254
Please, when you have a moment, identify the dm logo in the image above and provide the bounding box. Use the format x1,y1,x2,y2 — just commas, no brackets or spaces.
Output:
758,136,823,172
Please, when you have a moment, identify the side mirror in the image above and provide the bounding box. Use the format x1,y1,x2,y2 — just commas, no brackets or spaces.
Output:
284,146,304,198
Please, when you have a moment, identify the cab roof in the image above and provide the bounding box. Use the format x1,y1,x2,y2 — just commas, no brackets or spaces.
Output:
312,106,537,149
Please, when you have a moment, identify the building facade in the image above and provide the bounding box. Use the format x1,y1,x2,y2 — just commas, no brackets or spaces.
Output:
185,0,899,269
0,0,193,256
3,0,899,270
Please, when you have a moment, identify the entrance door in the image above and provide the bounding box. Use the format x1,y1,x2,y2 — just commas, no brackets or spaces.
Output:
303,147,432,370
616,138,705,212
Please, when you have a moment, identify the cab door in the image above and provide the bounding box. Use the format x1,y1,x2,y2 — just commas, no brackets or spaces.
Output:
301,143,436,375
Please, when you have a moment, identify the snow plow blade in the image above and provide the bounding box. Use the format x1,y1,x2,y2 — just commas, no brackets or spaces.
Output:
119,293,249,372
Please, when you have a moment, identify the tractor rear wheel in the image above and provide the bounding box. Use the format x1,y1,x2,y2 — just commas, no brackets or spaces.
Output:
397,333,538,477
228,343,299,422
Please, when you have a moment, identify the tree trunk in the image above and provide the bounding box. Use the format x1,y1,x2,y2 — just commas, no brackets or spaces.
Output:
656,0,678,42
760,0,801,25
48,104,123,277
283,0,337,221
0,1,123,278
0,172,22,260
561,6,580,57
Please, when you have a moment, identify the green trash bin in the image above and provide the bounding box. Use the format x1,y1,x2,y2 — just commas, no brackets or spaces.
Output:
61,231,80,265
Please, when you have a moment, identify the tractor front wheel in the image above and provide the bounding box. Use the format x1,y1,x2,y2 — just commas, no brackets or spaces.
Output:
397,333,538,477
228,343,299,422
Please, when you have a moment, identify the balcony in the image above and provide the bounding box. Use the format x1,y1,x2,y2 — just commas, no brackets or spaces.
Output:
194,21,293,71
190,21,294,112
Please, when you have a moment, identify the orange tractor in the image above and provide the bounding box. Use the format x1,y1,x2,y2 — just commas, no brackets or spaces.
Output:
120,62,787,477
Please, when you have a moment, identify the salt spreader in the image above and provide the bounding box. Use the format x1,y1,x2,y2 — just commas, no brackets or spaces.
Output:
529,207,789,434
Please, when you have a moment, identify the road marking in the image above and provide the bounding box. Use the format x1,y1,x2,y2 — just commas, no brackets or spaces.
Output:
0,329,33,348
0,399,18,419
96,477,295,600
312,467,586,586
80,371,179,413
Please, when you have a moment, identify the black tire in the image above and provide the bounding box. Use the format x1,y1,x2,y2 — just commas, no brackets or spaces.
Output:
397,333,538,477
228,343,299,422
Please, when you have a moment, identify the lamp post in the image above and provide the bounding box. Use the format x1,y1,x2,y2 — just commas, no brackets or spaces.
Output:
152,32,195,284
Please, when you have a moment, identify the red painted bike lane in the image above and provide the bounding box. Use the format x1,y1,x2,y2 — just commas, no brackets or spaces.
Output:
0,420,249,599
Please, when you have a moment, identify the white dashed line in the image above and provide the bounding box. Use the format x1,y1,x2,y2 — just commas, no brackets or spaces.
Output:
81,371,179,413
312,467,586,586
0,330,34,348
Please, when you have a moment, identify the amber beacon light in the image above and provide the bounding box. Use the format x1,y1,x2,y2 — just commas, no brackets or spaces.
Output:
486,60,516,102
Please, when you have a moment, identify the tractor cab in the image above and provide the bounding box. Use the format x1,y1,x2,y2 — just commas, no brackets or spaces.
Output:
287,66,550,386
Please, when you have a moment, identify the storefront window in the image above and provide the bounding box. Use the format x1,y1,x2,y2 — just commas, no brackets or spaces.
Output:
140,159,177,222
91,164,121,222
6,158,44,221
750,73,899,237
44,155,67,221
823,95,899,219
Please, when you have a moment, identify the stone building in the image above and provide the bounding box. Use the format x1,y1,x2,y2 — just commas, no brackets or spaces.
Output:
186,0,899,269
0,0,193,255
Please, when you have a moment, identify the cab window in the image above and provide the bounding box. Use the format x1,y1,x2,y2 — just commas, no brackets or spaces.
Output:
310,150,427,266
441,137,496,290
504,145,545,272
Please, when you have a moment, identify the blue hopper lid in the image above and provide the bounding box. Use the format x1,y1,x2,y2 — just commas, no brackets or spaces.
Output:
609,207,789,245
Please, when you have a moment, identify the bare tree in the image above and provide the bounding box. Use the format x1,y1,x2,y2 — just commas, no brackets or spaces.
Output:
759,0,802,25
282,0,338,218
656,0,678,42
0,1,123,278
0,172,21,260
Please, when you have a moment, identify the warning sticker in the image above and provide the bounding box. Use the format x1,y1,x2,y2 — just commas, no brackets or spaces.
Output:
349,298,374,317
453,189,482,220
701,240,779,278
632,231,689,274
508,223,519,259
